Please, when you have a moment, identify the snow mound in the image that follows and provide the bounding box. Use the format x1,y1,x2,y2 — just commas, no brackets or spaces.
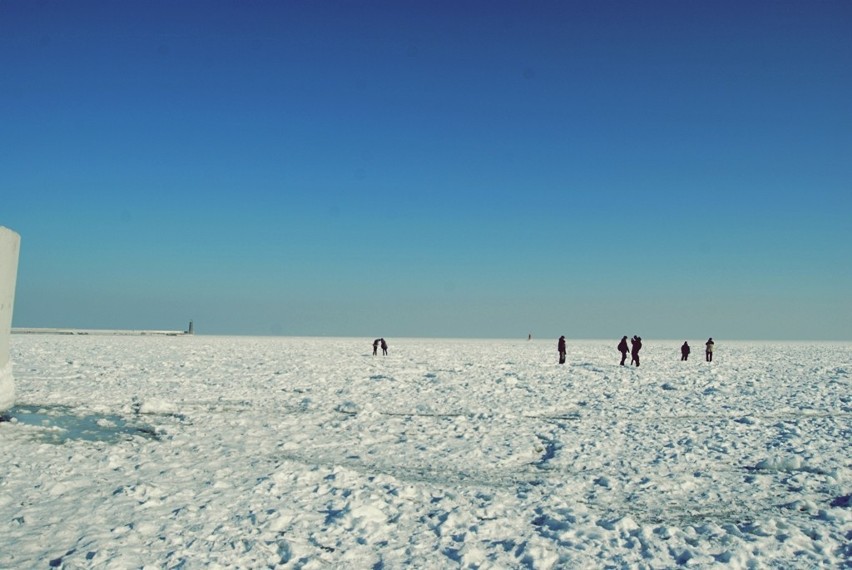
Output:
136,398,178,415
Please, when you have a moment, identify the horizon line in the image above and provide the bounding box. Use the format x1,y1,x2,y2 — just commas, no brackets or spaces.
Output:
10,327,850,343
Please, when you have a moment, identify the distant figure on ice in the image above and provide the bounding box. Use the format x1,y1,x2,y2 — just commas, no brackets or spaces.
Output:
381,338,388,356
705,338,715,362
372,339,380,356
630,336,642,367
557,336,566,364
681,341,691,361
617,336,629,366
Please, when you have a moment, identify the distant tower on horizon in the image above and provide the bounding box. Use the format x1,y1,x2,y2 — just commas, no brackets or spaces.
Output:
187,320,194,335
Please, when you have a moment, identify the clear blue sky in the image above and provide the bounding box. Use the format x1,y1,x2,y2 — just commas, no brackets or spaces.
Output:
2,0,850,340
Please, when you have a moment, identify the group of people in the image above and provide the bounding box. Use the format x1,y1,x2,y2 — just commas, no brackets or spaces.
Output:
375,335,715,364
558,336,716,366
372,338,388,356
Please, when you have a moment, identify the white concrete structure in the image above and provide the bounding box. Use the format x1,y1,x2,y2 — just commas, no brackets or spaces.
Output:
0,227,20,411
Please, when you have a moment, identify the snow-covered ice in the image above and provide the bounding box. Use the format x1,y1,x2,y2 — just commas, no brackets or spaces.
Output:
2,335,850,568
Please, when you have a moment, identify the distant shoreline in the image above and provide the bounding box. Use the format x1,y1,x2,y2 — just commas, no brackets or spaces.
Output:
9,330,848,343
12,328,191,337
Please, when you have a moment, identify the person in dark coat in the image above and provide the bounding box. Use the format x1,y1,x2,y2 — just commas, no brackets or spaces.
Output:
617,336,629,366
558,336,566,364
381,338,388,356
372,339,380,356
705,338,714,362
681,341,690,361
630,335,642,367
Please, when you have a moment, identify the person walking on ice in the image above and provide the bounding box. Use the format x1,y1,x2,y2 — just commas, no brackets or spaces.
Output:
381,338,388,356
558,336,566,365
617,336,629,366
681,341,691,361
705,338,715,362
630,335,642,367
372,339,380,356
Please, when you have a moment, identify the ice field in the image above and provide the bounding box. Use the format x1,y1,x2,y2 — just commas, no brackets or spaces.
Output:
1,334,850,568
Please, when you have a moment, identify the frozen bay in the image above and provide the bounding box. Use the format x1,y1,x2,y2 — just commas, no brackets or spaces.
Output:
2,335,850,568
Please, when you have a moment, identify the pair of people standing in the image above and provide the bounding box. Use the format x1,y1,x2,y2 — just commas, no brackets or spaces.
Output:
685,338,715,361
617,335,642,366
372,338,388,356
681,339,717,361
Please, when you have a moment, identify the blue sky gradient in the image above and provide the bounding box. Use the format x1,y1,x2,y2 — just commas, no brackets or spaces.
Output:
2,1,850,339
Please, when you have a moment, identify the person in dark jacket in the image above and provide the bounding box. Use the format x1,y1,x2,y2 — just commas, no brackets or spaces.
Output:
617,336,629,365
558,336,566,364
372,339,380,356
630,336,642,367
705,338,714,362
681,341,691,361
380,338,388,356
